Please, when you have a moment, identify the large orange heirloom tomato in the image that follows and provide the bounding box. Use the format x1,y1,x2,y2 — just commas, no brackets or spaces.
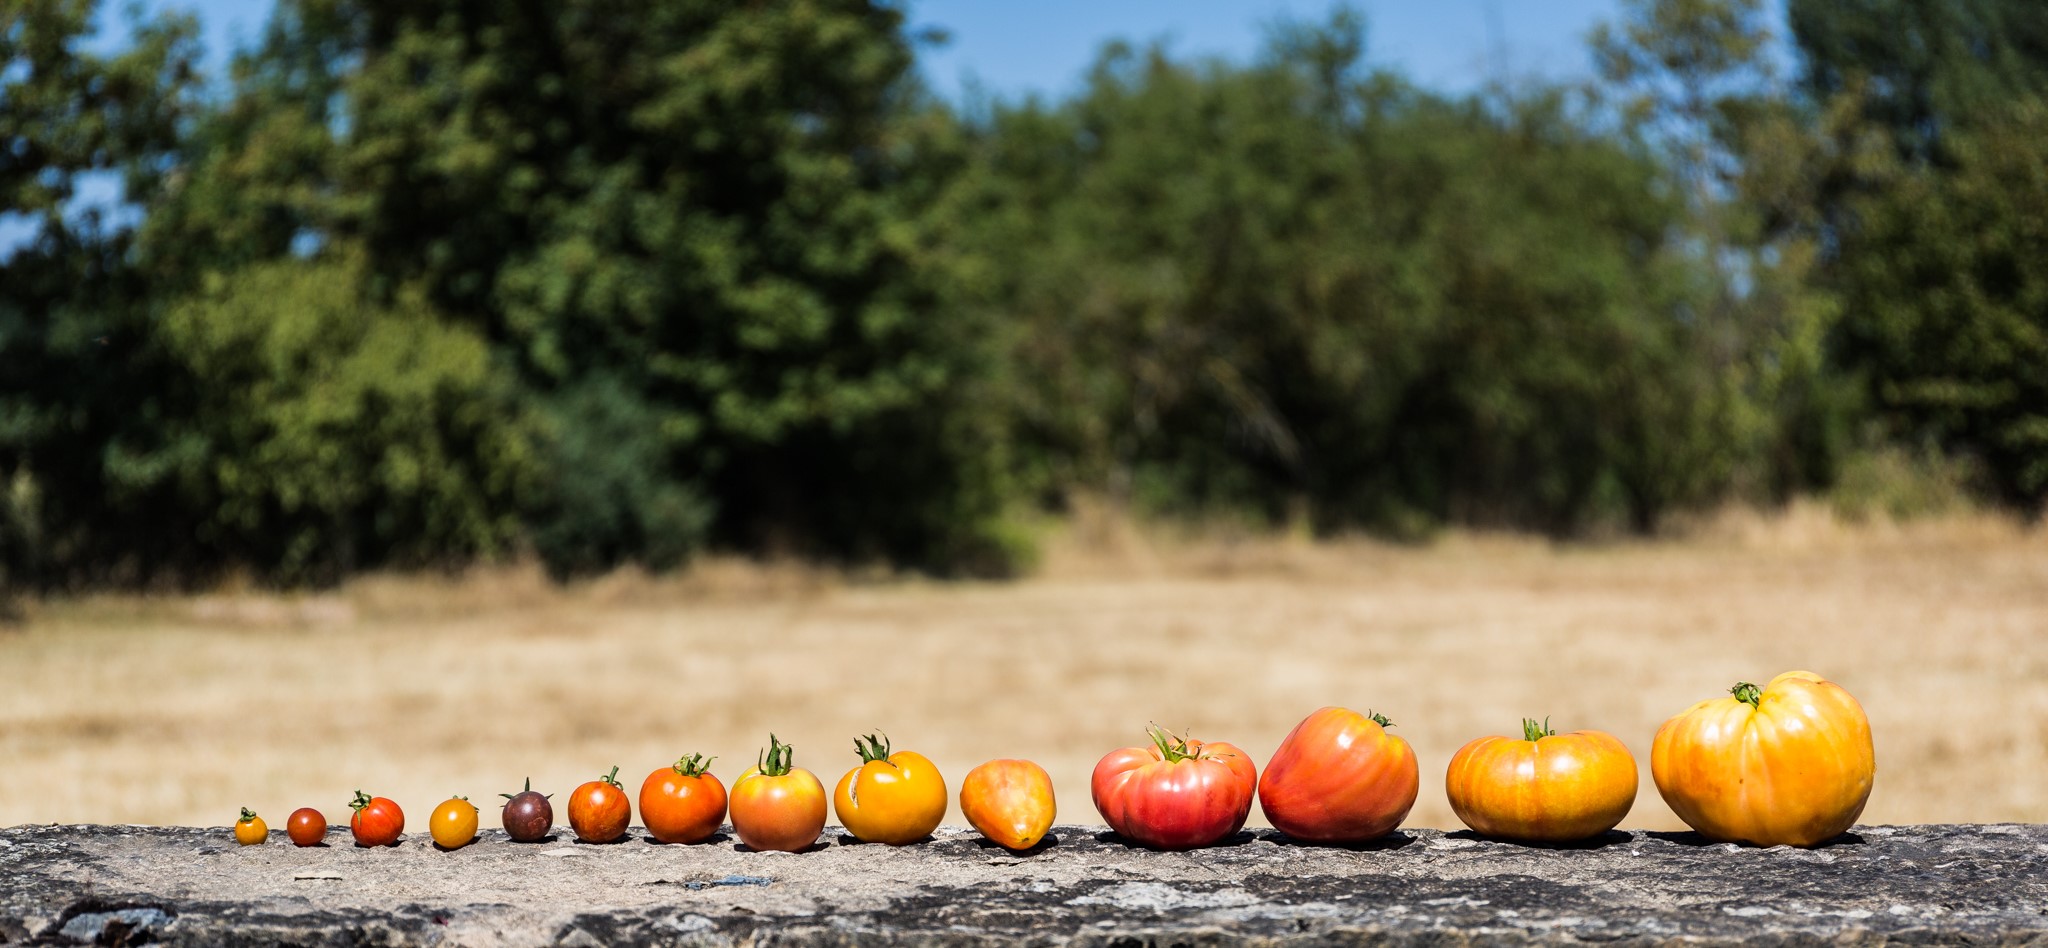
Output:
1652,670,1875,848
960,758,1056,851
1259,707,1417,843
833,732,947,845
640,753,727,844
730,734,828,853
1445,718,1637,843
1091,727,1257,850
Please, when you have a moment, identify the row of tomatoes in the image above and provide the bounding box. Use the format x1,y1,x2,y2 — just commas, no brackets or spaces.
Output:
232,669,1876,853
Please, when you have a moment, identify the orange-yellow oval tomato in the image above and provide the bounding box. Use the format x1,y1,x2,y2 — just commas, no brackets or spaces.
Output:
1258,707,1417,843
233,808,267,846
1446,718,1637,843
729,734,828,853
429,796,479,850
960,758,1056,851
833,732,947,845
1652,670,1875,848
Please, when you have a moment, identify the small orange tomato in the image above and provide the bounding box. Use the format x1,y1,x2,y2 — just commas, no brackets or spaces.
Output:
233,808,267,845
834,732,947,845
1258,707,1417,843
568,766,632,843
429,796,480,850
1653,670,1875,848
286,807,326,847
640,753,728,844
729,734,827,853
1445,718,1637,843
960,758,1056,850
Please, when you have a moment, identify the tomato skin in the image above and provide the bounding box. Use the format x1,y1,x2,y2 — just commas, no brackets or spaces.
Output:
1652,670,1875,848
429,797,480,850
1258,707,1418,843
959,759,1056,851
349,793,405,847
567,767,632,844
286,808,326,847
640,756,728,845
499,779,553,842
833,735,947,845
1445,725,1637,842
730,769,827,852
233,809,267,846
1091,731,1257,850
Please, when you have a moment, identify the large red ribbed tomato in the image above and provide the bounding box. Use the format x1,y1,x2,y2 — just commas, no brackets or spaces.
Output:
1091,727,1257,850
1258,707,1417,843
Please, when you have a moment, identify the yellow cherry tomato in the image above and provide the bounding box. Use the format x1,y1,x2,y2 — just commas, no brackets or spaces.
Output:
833,732,947,845
1445,718,1637,843
960,758,1056,850
429,795,480,850
1652,670,1875,848
233,807,268,846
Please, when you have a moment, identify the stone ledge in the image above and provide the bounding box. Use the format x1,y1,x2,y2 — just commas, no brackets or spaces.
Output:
3,822,2045,946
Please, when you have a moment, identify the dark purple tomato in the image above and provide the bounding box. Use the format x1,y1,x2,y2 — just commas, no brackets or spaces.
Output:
500,778,555,842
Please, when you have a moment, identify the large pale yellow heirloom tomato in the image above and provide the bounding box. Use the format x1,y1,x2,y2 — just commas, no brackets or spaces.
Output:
833,732,947,845
1651,670,1875,847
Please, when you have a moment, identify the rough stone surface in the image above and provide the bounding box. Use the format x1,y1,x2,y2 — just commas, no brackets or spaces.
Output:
3,822,2046,945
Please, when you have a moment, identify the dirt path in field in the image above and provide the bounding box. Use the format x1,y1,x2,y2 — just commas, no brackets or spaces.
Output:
3,509,2044,832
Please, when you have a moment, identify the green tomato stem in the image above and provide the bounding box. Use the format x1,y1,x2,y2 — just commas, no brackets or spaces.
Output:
1368,710,1395,729
598,765,622,789
239,807,257,823
1522,717,1555,741
758,733,796,777
673,753,716,777
1731,681,1763,708
853,732,893,763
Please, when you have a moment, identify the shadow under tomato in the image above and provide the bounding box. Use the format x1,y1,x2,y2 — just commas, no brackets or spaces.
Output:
1442,829,1635,851
968,833,1061,857
432,838,479,853
571,833,634,845
506,834,559,844
1258,829,1417,852
1093,829,1260,851
731,840,831,854
833,833,941,847
640,832,732,846
1645,829,1867,849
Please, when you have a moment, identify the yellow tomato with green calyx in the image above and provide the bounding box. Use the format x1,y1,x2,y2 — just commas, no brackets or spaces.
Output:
833,732,947,845
429,796,479,850
1446,718,1637,843
233,808,268,846
1652,670,1875,848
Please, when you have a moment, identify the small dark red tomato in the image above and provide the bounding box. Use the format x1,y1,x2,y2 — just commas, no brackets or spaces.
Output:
348,791,405,847
286,807,327,847
568,766,632,844
500,778,554,843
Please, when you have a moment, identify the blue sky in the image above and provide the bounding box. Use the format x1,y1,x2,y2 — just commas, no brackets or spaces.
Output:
111,0,1642,99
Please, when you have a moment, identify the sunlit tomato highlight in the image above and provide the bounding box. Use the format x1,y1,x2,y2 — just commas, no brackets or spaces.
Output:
834,733,948,845
1445,718,1637,842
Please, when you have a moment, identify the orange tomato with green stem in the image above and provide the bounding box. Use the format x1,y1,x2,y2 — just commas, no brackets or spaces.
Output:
348,791,405,847
960,758,1056,851
730,734,827,853
1653,670,1875,848
568,766,632,843
1445,718,1637,842
640,753,727,844
429,796,479,850
834,732,947,845
233,808,267,845
1092,726,1257,850
1258,707,1417,843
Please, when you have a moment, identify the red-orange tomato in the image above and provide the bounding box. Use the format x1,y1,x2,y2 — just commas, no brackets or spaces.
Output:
1091,727,1257,850
1258,707,1418,843
348,791,405,847
286,807,327,847
960,759,1057,851
568,766,632,843
1445,719,1638,843
640,754,728,844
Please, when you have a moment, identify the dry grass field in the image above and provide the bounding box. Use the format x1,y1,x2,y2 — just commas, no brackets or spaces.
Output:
3,504,2045,833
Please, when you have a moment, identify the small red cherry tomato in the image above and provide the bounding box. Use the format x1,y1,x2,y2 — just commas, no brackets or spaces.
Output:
348,791,405,847
286,807,327,847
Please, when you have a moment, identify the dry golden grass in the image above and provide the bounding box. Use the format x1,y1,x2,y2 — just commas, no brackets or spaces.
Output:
3,503,2044,833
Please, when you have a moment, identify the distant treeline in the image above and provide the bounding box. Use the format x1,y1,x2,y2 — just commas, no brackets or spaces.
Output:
2,0,2044,587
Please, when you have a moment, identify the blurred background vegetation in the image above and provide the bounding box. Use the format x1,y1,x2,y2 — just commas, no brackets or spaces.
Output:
3,0,2044,589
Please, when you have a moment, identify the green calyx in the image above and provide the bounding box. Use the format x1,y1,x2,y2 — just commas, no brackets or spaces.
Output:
853,732,893,764
349,790,373,813
1147,725,1209,763
1522,717,1556,741
500,777,550,801
1368,710,1395,729
757,733,796,777
673,753,716,777
1730,681,1763,708
239,807,258,823
597,765,622,789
